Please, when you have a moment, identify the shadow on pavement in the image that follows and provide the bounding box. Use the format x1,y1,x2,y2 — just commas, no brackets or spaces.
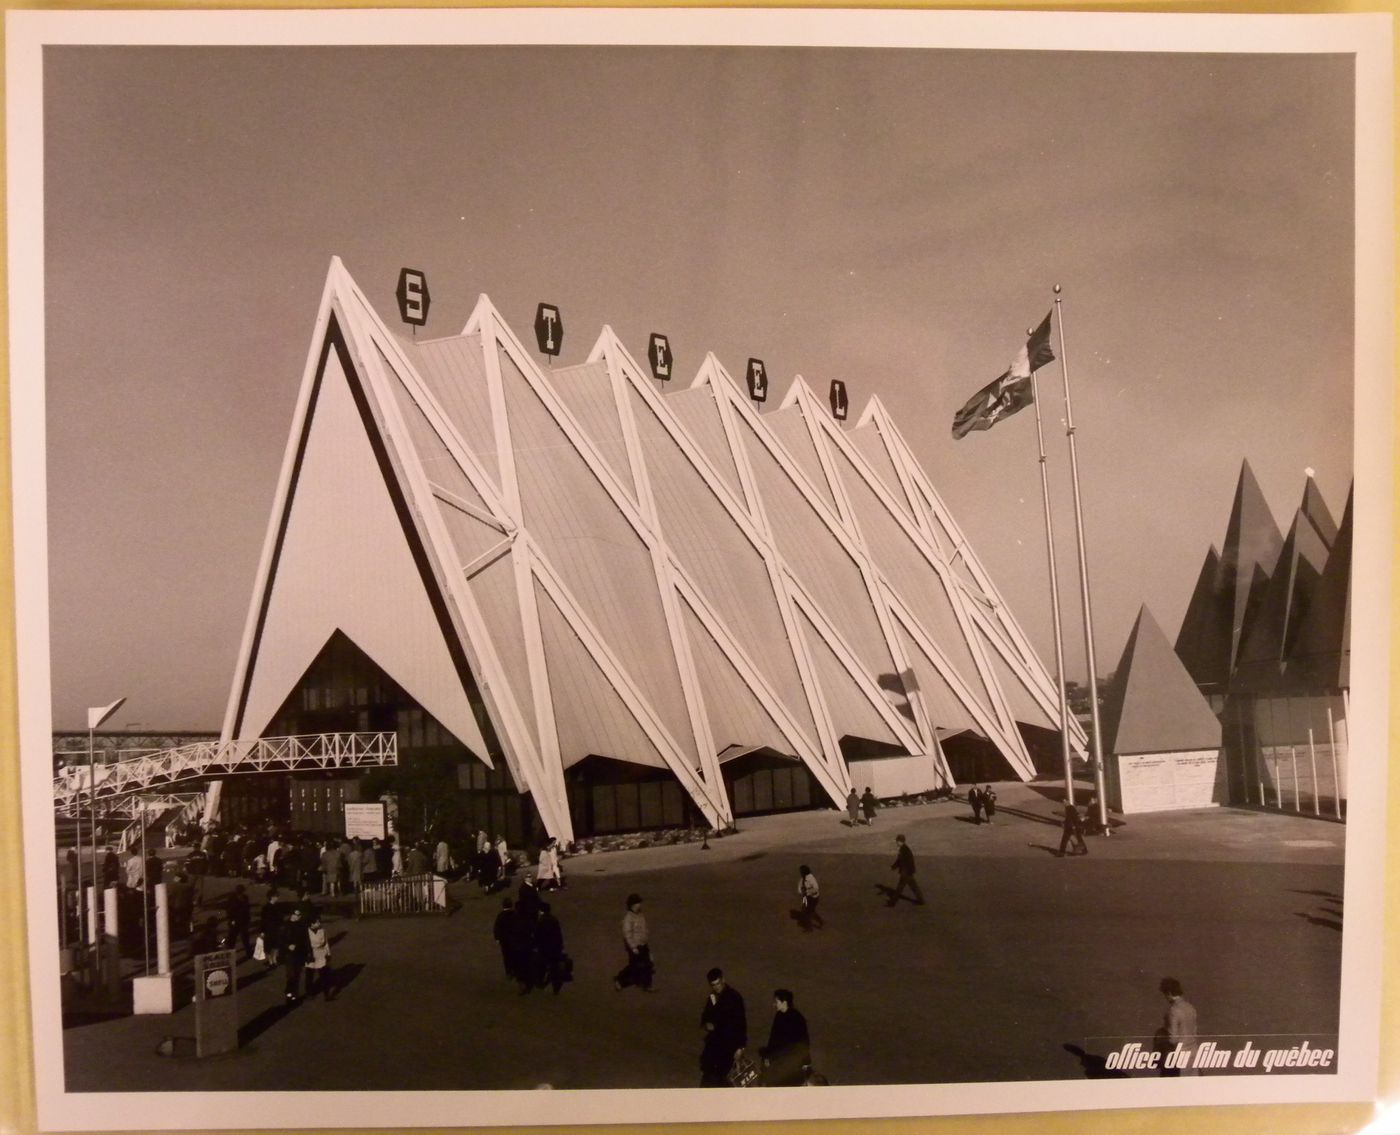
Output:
324,961,365,1001
1295,912,1342,932
1029,844,1067,857
1063,1043,1129,1079
238,1000,295,1047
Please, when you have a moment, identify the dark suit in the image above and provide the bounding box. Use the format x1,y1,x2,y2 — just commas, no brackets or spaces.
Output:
889,843,924,905
700,984,747,1086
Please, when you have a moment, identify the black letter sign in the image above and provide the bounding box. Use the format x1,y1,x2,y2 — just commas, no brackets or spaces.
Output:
396,268,430,327
648,333,673,381
830,380,849,421
746,358,768,404
534,303,563,357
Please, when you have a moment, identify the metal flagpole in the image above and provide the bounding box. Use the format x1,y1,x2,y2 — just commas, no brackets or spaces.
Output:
1029,368,1076,808
1052,286,1110,833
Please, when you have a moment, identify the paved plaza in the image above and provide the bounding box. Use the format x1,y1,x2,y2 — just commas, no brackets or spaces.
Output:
61,783,1345,1092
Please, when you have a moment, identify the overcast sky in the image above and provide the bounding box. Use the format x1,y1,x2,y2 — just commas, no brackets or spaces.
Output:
41,43,1354,731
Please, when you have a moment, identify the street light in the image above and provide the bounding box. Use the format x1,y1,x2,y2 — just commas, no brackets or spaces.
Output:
87,697,126,994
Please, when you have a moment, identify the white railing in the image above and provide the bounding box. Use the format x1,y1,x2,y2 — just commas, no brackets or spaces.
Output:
358,872,448,916
53,732,398,813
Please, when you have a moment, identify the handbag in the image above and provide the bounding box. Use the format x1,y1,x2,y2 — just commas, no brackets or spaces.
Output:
252,933,266,962
727,1049,760,1088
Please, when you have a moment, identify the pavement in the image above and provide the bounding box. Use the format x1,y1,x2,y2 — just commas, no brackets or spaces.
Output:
60,782,1345,1091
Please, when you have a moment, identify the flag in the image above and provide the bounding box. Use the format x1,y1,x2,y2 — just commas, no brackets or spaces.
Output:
951,310,1055,440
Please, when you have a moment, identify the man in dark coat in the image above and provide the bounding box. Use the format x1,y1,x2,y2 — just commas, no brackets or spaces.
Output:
226,884,252,957
259,888,285,967
1059,804,1089,856
981,785,998,824
859,788,878,825
968,786,984,824
699,967,747,1087
759,989,811,1086
504,901,538,994
492,898,518,980
279,906,311,1002
887,834,925,906
534,902,568,994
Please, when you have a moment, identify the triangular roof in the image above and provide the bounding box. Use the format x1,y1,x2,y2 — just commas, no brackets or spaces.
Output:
1285,483,1352,690
1231,500,1331,694
1299,474,1339,549
1174,545,1229,690
1218,459,1284,672
1101,606,1223,755
224,258,1080,840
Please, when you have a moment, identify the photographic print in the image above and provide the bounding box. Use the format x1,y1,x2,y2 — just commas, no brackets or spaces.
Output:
8,8,1392,1131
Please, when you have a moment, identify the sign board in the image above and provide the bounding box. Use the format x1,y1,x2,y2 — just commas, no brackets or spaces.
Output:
193,948,238,1057
344,801,387,840
647,333,673,381
829,379,849,421
395,268,430,327
746,357,768,403
1109,749,1227,813
534,302,563,356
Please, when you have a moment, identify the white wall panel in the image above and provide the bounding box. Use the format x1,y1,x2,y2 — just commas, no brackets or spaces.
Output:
238,349,488,758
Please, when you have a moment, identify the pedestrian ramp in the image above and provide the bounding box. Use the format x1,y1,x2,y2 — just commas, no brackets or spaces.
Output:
52,732,398,813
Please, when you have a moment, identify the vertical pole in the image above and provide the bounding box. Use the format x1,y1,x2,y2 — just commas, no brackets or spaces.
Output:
1030,368,1075,808
1285,697,1299,812
74,773,85,954
88,726,101,984
141,798,151,976
1051,288,1109,832
85,886,98,946
155,883,171,975
1326,702,1342,819
1265,698,1282,808
1307,726,1321,816
103,886,121,998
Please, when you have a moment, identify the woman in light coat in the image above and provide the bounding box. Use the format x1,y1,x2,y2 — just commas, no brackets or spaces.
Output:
305,916,332,998
535,838,563,891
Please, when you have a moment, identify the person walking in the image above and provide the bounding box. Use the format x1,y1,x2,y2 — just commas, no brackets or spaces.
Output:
860,788,879,826
1059,804,1088,857
887,834,925,906
758,989,811,1086
614,893,654,992
306,915,332,998
320,841,343,897
981,785,998,824
535,837,564,891
699,968,747,1087
493,898,518,981
796,865,823,930
968,785,984,825
1158,977,1200,1077
534,901,568,994
258,888,285,967
226,883,252,958
845,789,861,827
434,838,453,876
279,906,311,1003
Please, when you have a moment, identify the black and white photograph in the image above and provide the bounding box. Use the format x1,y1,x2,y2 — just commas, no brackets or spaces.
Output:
7,7,1393,1131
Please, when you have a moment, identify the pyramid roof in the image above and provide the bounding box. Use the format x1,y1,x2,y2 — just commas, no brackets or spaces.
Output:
223,258,1079,841
1101,606,1223,756
1174,545,1230,689
1218,460,1284,672
1230,500,1331,694
1285,484,1352,690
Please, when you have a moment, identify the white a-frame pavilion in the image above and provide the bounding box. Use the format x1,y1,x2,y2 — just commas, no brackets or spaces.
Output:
221,259,1083,842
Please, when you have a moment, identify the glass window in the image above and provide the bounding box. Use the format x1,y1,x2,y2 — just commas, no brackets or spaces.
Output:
639,781,663,828
592,786,616,833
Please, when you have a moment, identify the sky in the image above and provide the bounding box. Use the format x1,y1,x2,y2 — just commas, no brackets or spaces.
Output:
40,42,1355,731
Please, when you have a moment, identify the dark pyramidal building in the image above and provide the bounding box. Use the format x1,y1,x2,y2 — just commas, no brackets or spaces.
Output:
1174,461,1350,817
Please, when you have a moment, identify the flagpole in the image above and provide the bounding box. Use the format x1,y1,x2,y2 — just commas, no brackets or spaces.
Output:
1053,286,1110,834
1029,368,1076,809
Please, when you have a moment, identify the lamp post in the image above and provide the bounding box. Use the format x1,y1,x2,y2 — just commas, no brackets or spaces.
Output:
86,697,126,995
